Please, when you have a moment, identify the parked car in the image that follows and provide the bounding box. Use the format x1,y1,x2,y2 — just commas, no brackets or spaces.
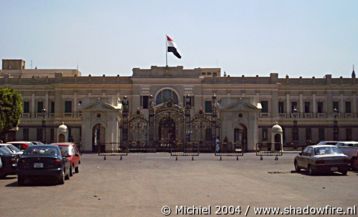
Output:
317,141,339,145
335,141,358,163
6,141,35,151
0,143,23,155
352,152,358,171
17,145,71,185
51,142,81,176
294,145,349,175
31,141,44,145
0,146,18,178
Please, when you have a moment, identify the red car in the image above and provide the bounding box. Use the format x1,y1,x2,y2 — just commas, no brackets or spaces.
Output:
51,143,81,176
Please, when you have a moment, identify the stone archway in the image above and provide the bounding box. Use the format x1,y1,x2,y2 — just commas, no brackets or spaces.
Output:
92,124,105,153
158,117,176,146
58,134,65,142
234,124,248,152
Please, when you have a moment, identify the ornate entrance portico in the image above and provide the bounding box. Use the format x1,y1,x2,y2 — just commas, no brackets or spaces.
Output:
219,98,260,151
80,99,122,152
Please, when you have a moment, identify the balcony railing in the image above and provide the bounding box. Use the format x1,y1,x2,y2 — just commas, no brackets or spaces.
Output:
21,112,82,119
259,112,357,119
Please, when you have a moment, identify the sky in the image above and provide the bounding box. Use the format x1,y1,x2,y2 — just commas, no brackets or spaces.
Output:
0,0,357,77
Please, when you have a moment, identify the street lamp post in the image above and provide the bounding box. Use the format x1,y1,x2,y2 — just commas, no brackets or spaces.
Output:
333,107,339,140
292,107,298,149
42,108,47,143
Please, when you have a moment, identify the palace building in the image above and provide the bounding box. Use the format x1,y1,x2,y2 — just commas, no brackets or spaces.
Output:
1,59,358,152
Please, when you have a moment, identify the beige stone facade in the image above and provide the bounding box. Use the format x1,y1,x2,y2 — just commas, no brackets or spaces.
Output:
1,60,357,152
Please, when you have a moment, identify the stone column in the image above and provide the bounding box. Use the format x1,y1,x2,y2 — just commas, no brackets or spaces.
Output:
352,93,357,113
326,91,333,113
31,93,35,117
312,94,317,113
340,94,344,113
45,92,49,110
271,91,278,119
286,94,290,114
299,94,303,113
74,92,77,112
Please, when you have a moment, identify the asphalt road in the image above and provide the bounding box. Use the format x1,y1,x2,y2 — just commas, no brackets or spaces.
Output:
0,153,357,217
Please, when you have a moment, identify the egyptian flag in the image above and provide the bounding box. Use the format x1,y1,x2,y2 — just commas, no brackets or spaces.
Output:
166,35,181,59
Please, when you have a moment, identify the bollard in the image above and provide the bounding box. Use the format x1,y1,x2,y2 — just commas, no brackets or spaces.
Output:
260,156,263,160
275,156,278,161
176,156,178,161
220,156,222,161
104,156,106,160
236,156,239,161
120,156,122,160
192,156,194,161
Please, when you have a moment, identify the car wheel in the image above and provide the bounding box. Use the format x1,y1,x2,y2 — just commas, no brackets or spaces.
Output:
0,174,6,179
340,169,348,176
58,171,65,184
307,165,315,175
69,166,73,177
75,166,79,173
294,161,301,172
17,176,25,186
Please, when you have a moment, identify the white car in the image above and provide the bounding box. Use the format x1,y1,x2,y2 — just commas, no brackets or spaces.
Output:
0,144,23,155
335,141,358,160
294,145,349,175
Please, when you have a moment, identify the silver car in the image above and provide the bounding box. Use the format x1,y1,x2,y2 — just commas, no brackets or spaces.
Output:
294,145,349,175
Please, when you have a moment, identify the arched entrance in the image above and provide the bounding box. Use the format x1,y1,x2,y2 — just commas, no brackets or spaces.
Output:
234,124,248,151
92,124,105,152
58,134,65,142
158,117,176,146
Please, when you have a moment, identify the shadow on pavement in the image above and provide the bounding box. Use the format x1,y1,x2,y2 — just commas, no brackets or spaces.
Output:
5,178,59,187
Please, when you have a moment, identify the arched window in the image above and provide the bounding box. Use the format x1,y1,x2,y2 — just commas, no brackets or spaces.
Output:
156,89,179,105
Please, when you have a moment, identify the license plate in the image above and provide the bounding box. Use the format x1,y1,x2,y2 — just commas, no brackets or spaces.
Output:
330,167,338,172
33,163,44,168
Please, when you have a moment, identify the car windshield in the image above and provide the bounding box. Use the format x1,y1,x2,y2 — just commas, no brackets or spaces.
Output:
0,147,13,155
23,146,60,157
5,144,21,153
58,146,74,156
314,146,342,155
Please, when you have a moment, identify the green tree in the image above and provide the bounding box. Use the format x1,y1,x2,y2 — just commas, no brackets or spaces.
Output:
0,87,23,140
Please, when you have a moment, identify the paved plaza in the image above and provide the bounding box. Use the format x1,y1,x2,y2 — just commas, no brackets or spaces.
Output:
0,153,357,217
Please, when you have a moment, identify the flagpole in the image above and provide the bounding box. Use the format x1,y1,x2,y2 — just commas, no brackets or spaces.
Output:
165,35,168,67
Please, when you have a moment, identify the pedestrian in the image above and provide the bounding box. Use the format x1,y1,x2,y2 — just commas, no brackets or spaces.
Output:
215,136,220,153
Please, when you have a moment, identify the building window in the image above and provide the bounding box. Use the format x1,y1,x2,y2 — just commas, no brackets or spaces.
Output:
23,101,30,113
36,128,43,141
183,96,194,108
260,101,268,113
262,128,268,141
64,101,72,113
333,101,339,112
317,102,324,113
37,101,44,113
305,128,312,141
292,121,299,141
304,102,310,113
205,101,213,113
291,101,298,112
318,128,325,141
50,101,55,113
346,128,352,141
156,89,179,105
140,96,149,109
23,128,29,141
345,101,351,113
278,101,284,113
50,128,55,143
